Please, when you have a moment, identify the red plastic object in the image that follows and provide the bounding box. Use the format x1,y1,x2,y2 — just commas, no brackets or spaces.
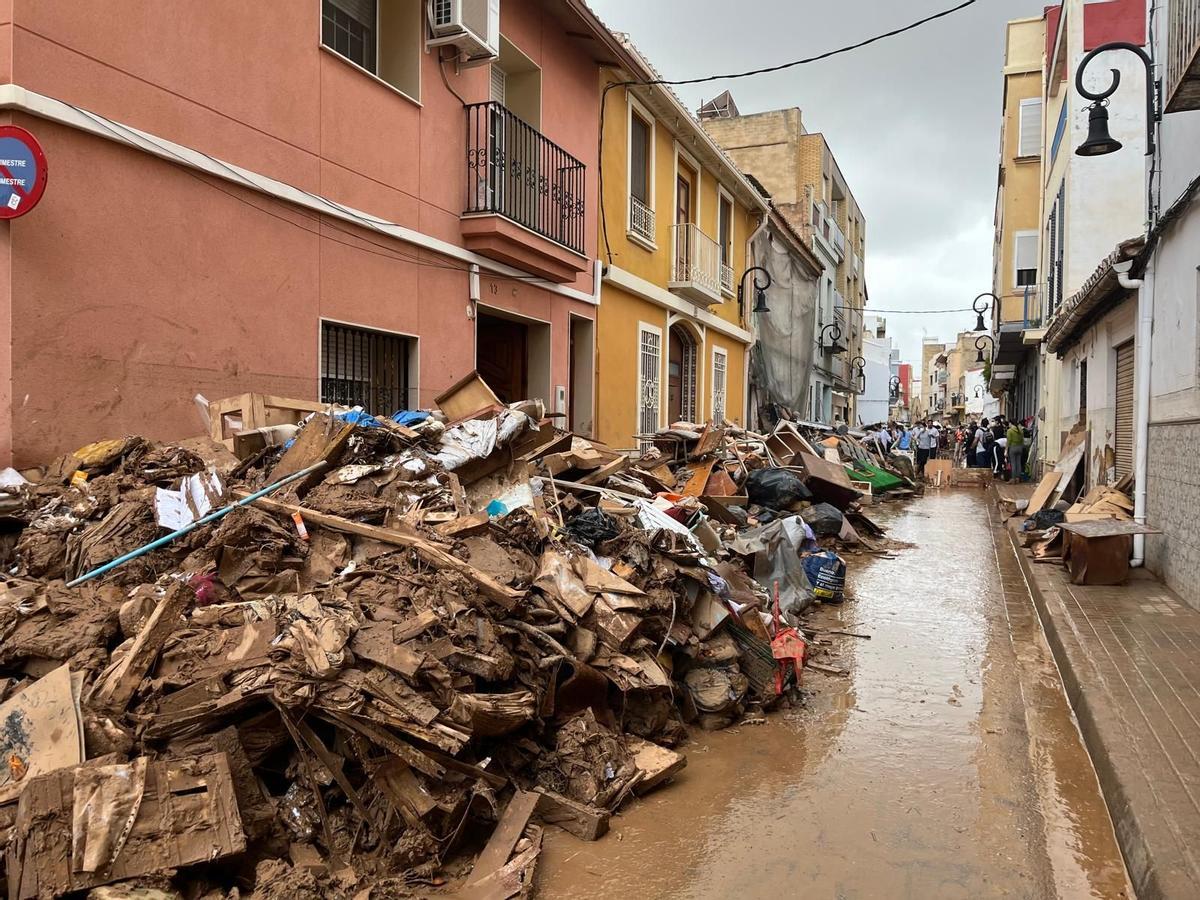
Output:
771,581,807,694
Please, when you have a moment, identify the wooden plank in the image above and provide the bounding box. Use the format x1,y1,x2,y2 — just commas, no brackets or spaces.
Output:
272,414,355,483
467,790,541,887
89,582,190,713
394,609,440,642
436,510,492,539
533,788,609,841
1025,472,1061,518
237,494,521,610
679,459,717,497
350,627,425,678
628,738,686,795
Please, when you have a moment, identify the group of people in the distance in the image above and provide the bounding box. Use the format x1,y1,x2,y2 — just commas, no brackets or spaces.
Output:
860,417,1032,483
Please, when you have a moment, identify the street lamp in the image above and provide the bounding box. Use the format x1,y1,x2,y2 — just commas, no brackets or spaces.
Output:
851,355,866,393
1074,42,1159,157
974,385,984,398
819,322,846,354
975,334,995,365
889,374,901,402
738,266,772,315
972,292,998,332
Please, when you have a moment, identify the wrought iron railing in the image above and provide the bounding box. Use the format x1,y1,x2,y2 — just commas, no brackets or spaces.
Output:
465,101,587,255
670,223,722,300
629,195,655,243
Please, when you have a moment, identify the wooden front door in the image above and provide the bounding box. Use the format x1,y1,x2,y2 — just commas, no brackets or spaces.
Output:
667,327,684,423
476,314,527,405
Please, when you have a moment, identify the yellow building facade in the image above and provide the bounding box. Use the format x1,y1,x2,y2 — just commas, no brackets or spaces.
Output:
594,43,768,450
990,15,1048,426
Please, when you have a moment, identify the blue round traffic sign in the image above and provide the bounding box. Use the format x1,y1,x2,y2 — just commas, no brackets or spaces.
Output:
0,126,47,219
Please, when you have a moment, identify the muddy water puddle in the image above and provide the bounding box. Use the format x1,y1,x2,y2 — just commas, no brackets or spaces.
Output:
538,492,1130,899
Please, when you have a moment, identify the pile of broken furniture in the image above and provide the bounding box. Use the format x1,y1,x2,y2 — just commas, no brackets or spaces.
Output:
0,379,911,899
1009,428,1153,586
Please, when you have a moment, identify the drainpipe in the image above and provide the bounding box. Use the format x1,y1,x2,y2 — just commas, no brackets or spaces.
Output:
1114,257,1151,567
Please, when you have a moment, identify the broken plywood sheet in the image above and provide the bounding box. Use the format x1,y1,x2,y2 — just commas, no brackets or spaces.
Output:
0,664,84,805
6,752,245,899
1025,472,1061,518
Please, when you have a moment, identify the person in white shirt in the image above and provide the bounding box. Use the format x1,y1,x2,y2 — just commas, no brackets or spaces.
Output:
912,419,938,478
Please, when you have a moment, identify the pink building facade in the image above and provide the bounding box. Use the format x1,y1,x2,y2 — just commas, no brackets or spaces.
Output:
0,1,622,466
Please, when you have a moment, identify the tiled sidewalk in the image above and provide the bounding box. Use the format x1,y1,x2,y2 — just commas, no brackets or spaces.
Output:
1002,513,1200,900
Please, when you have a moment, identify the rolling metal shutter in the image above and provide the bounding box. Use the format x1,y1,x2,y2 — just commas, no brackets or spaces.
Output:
1114,341,1135,479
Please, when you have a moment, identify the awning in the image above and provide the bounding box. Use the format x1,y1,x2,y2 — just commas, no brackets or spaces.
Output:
1045,237,1144,355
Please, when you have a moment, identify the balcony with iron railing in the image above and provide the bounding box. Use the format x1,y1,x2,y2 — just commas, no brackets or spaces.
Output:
1166,0,1200,112
462,101,589,283
669,222,723,305
720,262,735,296
629,195,655,245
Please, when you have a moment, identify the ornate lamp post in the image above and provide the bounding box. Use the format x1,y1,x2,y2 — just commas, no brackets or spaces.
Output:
851,355,866,393
975,334,995,365
738,266,772,316
1074,42,1159,157
972,292,999,332
819,323,846,354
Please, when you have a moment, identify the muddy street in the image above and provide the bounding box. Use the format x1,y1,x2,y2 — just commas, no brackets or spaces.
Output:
538,491,1131,899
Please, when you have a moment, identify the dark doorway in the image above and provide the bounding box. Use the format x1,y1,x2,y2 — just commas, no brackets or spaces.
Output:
667,323,698,424
476,313,528,405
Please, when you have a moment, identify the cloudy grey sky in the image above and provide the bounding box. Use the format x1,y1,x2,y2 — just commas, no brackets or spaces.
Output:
588,0,1046,373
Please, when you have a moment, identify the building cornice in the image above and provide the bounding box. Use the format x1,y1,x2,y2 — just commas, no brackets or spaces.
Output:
603,265,752,344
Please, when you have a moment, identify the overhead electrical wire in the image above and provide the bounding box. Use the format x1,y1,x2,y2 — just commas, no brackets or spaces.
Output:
599,0,982,262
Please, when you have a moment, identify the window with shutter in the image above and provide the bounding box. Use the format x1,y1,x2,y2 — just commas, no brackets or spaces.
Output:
630,114,650,204
490,65,506,105
1018,98,1042,157
1014,231,1038,287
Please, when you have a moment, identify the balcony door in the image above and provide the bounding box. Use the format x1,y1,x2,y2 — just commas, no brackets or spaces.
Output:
675,170,693,279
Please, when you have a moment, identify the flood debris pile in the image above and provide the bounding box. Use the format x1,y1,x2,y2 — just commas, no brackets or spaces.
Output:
0,385,914,899
1008,426,1144,586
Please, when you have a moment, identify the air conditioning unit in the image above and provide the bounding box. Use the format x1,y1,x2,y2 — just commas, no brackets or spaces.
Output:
427,0,499,65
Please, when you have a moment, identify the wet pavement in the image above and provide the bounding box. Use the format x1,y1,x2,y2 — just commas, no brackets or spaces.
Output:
537,490,1132,899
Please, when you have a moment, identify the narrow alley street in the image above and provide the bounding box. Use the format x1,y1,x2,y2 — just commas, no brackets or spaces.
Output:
539,491,1132,899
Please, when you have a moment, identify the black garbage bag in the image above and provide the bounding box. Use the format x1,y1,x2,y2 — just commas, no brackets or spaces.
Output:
801,502,844,537
745,468,812,509
1031,508,1065,530
565,507,621,547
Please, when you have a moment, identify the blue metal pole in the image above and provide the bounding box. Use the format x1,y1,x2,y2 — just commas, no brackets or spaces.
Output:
66,461,326,588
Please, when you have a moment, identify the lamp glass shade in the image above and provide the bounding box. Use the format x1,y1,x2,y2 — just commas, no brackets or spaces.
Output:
752,289,769,314
976,349,985,364
974,312,986,331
